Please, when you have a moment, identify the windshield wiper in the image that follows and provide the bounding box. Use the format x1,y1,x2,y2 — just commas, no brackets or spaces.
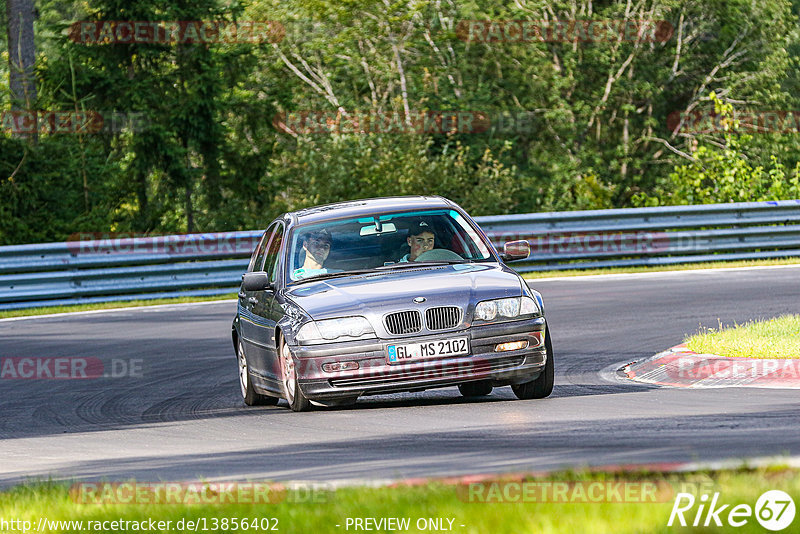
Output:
292,269,382,284
375,260,469,270
415,260,471,264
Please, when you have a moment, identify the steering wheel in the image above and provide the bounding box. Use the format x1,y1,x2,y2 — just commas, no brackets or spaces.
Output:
415,249,464,261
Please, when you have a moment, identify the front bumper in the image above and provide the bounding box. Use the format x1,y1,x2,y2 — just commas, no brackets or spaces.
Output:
293,317,547,400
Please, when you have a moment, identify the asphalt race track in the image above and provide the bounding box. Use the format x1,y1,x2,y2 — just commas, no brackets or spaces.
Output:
2,266,799,487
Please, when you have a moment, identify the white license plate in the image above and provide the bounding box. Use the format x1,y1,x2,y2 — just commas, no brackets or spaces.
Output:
386,337,469,364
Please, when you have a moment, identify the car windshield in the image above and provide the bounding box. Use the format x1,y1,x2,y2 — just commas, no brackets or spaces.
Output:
287,209,495,282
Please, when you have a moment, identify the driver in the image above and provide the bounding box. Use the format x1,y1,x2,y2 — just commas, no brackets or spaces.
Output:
293,228,333,279
400,221,435,262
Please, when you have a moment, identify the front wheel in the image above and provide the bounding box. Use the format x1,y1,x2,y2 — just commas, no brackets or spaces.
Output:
279,338,311,412
511,327,554,400
237,339,278,406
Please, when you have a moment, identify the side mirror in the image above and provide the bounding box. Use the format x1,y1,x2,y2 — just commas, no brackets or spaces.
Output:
501,240,530,262
242,271,272,291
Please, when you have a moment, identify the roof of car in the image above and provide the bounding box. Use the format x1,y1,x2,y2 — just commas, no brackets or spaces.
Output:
288,196,457,225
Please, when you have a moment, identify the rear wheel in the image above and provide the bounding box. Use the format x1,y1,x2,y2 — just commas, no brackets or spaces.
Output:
279,338,311,412
237,339,278,406
511,327,554,400
458,380,493,397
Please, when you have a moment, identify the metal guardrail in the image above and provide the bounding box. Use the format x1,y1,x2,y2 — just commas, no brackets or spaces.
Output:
479,199,800,271
0,232,261,311
1,200,799,311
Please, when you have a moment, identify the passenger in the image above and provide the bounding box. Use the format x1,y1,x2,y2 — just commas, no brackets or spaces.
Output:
400,221,435,262
293,229,333,279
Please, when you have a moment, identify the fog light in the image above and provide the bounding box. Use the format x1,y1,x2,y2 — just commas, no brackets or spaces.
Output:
530,331,544,348
322,361,359,373
495,340,528,352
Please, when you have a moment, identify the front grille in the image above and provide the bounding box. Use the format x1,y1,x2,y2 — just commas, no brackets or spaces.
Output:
385,310,422,335
425,306,462,330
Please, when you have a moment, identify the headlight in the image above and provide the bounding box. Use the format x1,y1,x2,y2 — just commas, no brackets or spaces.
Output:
475,300,498,321
296,316,375,343
475,296,539,322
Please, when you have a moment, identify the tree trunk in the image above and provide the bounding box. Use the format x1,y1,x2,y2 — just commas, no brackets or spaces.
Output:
6,0,37,108
185,184,194,234
6,0,37,141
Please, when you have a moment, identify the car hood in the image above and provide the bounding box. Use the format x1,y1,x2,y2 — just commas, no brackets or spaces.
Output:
283,263,525,321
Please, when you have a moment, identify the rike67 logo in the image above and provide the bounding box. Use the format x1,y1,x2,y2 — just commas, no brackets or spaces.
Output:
669,490,795,531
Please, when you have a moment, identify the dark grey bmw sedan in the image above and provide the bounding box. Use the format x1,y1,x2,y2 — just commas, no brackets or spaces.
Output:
232,196,552,411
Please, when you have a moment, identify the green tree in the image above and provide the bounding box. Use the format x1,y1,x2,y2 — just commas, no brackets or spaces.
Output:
636,93,800,205
3,0,800,245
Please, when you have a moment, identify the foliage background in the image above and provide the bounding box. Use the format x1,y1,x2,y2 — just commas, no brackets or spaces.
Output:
2,0,800,244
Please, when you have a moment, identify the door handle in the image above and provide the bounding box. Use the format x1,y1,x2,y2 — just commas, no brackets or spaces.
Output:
248,297,258,305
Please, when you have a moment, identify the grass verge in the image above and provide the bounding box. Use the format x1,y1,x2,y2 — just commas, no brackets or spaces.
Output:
0,468,797,533
522,257,800,279
0,294,238,320
686,315,800,359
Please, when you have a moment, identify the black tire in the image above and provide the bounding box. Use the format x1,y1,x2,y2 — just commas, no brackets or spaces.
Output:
279,337,312,412
458,380,493,397
511,326,554,400
237,339,279,406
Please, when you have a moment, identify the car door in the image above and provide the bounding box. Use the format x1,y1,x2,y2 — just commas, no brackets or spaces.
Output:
239,225,275,382
239,227,269,334
246,222,285,385
258,223,286,384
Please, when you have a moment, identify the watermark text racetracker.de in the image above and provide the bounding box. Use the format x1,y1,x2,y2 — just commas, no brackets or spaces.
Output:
483,230,701,257
667,110,800,134
0,357,143,379
458,477,715,504
272,109,538,136
66,232,260,257
460,480,674,503
667,358,800,381
455,19,674,43
1,110,146,136
70,481,333,504
69,21,285,44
